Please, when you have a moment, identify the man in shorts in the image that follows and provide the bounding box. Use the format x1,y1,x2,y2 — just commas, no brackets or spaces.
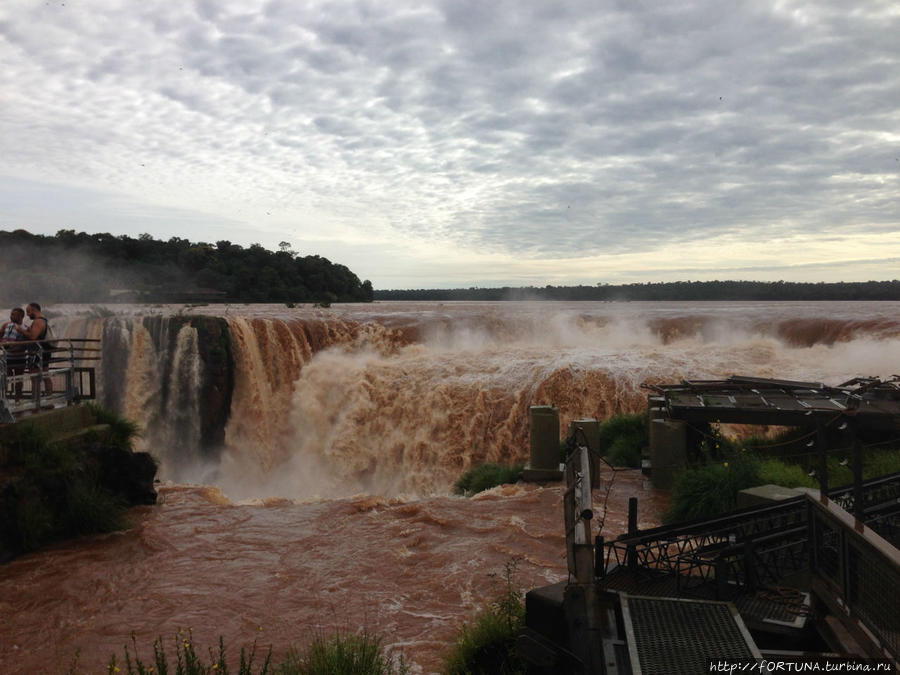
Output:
15,302,53,396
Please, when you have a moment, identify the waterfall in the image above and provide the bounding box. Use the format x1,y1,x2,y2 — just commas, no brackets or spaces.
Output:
50,302,900,498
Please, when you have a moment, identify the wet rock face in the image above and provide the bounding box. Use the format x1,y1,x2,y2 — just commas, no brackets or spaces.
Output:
101,316,235,461
86,444,158,506
191,316,234,452
141,315,234,455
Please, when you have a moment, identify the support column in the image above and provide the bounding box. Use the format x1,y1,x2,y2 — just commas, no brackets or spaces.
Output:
649,418,687,489
816,422,829,500
850,419,864,522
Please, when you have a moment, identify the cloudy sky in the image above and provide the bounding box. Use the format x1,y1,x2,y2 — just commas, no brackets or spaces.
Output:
1,0,898,289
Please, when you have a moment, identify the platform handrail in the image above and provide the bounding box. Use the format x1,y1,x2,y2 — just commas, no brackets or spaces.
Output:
808,494,900,663
1,337,100,419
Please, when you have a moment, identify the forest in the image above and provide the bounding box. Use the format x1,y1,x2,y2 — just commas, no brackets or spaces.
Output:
0,229,373,304
4,228,896,304
375,280,900,302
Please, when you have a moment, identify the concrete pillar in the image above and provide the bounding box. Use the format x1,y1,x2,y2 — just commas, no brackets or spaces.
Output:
524,405,563,481
649,418,687,489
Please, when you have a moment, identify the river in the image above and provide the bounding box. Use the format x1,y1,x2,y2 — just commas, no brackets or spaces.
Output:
1,300,898,673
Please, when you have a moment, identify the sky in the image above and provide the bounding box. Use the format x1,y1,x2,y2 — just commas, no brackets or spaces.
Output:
1,0,899,289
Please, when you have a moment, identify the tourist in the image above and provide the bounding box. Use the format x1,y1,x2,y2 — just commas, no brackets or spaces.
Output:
2,307,27,400
15,302,53,395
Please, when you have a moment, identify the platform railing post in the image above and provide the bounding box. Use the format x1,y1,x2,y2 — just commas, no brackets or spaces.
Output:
627,496,638,571
850,420,864,522
1,347,7,406
816,422,829,499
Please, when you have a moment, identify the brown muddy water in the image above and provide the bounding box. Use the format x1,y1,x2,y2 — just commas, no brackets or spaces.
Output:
0,472,665,673
2,301,899,672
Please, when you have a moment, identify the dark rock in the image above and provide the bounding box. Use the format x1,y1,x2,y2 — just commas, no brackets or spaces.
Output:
84,444,158,505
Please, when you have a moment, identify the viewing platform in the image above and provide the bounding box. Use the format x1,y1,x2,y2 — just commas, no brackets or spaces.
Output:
0,338,99,424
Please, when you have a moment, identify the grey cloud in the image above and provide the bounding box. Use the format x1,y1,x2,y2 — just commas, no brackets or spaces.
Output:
0,0,897,279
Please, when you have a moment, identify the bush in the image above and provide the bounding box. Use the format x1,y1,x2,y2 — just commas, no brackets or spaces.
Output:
454,463,524,496
442,562,525,675
597,412,647,468
62,481,129,536
666,454,760,523
1,418,139,556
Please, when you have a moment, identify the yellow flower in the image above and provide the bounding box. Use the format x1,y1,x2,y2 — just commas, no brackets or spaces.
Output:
723,462,729,467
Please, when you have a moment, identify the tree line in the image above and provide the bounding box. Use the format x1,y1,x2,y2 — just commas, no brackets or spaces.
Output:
0,229,373,304
375,280,900,302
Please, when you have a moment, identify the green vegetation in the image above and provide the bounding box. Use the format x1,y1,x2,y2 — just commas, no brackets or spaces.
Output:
666,449,900,523
87,402,142,450
755,458,817,489
296,631,409,675
453,463,524,496
375,280,900,302
100,629,408,675
0,406,151,559
0,229,373,304
597,412,648,468
666,454,760,522
442,562,525,675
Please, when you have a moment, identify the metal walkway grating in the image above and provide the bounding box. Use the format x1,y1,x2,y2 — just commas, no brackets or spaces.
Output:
621,595,761,675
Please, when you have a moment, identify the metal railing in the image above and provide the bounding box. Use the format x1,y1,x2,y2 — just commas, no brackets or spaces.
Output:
1,338,100,421
564,445,595,584
600,472,900,597
809,495,900,663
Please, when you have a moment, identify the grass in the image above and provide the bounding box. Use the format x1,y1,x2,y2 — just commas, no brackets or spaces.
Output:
297,631,409,675
99,628,408,675
454,463,524,496
442,561,525,675
105,630,273,675
756,458,816,489
87,402,142,451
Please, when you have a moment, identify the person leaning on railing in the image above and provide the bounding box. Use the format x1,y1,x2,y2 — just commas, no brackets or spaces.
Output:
2,307,27,401
14,302,53,396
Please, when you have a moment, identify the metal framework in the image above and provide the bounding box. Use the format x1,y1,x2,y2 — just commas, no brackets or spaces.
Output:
601,472,900,598
644,375,900,431
809,496,900,663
